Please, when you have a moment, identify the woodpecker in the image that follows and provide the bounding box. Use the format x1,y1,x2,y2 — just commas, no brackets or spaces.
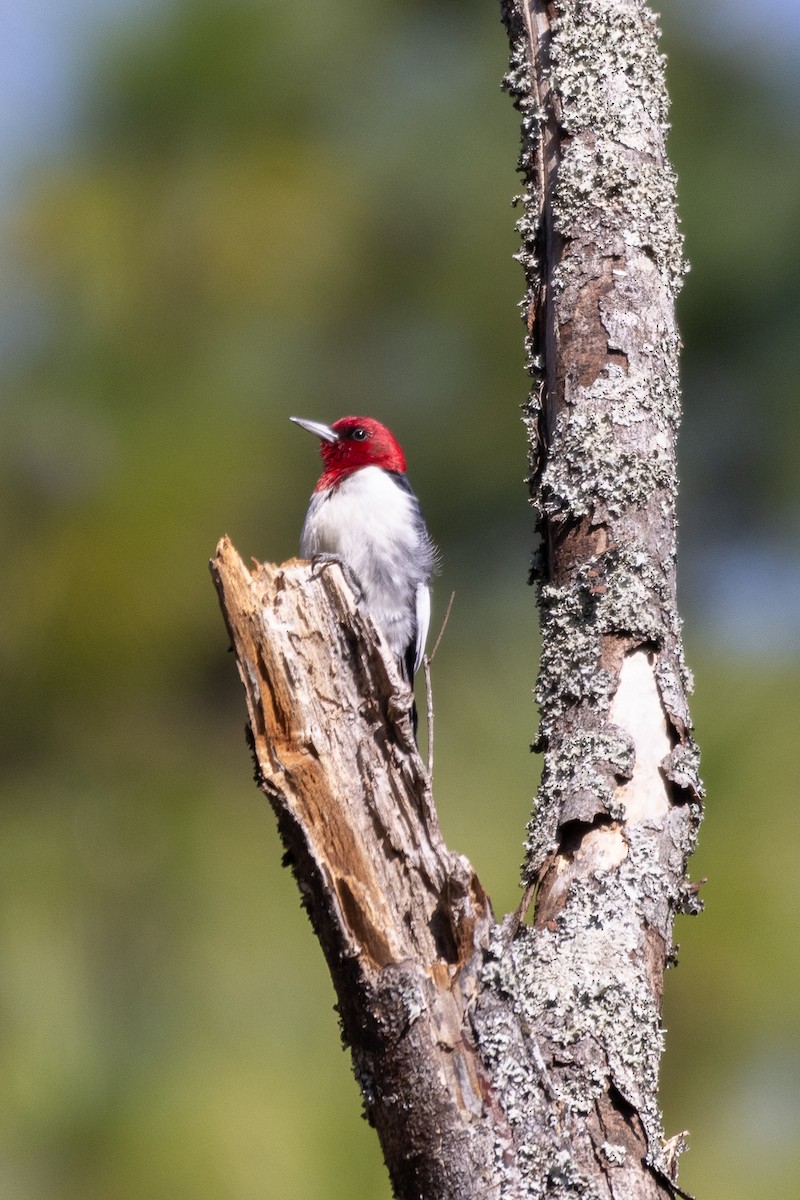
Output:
290,415,437,683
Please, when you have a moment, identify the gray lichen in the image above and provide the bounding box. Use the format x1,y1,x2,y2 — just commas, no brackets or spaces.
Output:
536,583,612,716
541,402,677,519
476,829,678,1193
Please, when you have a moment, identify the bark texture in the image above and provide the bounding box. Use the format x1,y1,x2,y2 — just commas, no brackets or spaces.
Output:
210,1,703,1196
500,0,704,1191
211,544,506,1198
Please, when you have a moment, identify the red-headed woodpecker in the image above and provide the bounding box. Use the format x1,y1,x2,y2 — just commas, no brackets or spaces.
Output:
290,415,437,683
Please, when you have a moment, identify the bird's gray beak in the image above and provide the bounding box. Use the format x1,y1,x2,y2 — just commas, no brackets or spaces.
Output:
290,416,338,443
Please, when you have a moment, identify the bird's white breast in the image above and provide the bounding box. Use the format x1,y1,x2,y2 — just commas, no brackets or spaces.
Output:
300,466,434,667
302,467,416,565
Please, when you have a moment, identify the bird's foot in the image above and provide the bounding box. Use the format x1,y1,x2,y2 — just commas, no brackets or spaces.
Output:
309,554,365,603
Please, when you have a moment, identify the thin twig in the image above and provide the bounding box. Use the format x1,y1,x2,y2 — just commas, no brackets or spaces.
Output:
424,654,434,777
430,591,455,663
424,591,455,777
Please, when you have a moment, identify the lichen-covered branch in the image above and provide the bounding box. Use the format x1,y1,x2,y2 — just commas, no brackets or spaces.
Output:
497,0,705,1193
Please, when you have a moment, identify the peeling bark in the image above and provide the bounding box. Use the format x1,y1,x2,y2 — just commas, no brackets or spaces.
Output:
210,1,703,1196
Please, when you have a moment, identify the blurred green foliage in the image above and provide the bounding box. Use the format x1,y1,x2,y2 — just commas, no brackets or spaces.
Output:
1,1,798,1198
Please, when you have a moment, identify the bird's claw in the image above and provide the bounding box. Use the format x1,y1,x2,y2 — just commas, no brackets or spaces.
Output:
310,554,365,603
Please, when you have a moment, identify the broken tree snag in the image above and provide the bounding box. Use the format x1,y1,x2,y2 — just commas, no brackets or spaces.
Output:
500,0,704,1196
210,538,503,1199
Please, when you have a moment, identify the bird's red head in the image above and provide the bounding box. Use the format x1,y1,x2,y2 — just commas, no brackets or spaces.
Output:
291,415,407,490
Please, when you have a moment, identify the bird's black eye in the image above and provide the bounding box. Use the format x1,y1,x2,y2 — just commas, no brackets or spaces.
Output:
350,427,370,442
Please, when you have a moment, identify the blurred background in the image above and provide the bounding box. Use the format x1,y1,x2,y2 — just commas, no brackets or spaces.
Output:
1,0,798,1196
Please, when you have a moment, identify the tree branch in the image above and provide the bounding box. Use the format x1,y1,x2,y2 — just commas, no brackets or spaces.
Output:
499,0,705,1189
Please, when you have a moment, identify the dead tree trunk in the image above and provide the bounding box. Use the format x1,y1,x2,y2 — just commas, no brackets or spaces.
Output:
211,2,703,1197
